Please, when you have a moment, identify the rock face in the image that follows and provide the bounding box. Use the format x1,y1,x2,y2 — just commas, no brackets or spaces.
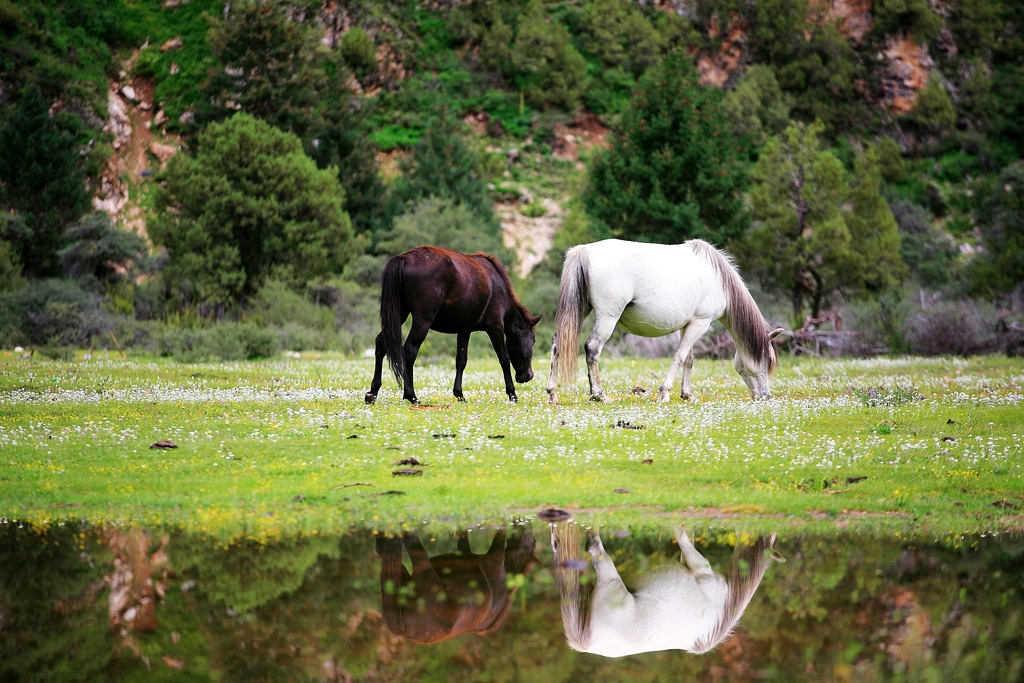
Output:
830,0,875,43
696,12,748,88
883,36,934,114
500,196,562,278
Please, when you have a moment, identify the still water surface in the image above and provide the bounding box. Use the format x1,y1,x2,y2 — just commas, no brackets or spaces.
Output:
1,520,1021,682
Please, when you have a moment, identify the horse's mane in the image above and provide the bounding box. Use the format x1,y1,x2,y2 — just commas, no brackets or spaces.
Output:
691,534,779,654
686,240,776,374
475,252,536,326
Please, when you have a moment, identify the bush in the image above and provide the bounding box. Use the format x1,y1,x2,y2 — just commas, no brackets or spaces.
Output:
0,279,112,348
340,27,377,78
157,321,279,361
904,299,999,356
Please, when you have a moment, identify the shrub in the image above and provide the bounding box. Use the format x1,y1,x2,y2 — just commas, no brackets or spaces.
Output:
340,27,377,78
0,279,112,348
904,299,999,356
157,321,279,361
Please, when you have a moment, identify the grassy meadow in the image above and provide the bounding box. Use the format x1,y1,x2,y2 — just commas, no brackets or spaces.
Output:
1,350,1022,541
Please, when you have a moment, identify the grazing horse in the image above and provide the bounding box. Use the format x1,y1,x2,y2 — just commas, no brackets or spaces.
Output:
376,528,537,644
551,525,780,657
365,246,541,405
547,239,784,403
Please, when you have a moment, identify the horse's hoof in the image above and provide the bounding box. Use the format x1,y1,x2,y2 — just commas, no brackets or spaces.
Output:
508,394,518,403
456,396,467,403
406,397,419,405
589,394,605,403
364,392,377,405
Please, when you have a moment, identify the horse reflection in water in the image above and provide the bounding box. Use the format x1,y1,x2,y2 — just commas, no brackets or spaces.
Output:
376,527,537,644
552,525,780,657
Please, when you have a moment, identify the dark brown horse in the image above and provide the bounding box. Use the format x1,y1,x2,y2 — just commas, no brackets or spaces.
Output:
365,246,541,405
376,528,537,644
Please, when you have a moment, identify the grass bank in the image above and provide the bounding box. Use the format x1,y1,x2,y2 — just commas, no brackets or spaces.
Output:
1,351,1021,540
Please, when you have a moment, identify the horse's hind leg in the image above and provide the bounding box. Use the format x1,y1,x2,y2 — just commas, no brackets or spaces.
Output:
659,318,711,403
546,333,560,404
585,315,618,402
452,331,470,402
365,331,386,404
401,318,432,404
680,349,694,400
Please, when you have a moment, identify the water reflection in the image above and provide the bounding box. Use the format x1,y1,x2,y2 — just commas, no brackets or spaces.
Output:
376,527,537,643
551,524,779,657
1,521,1022,681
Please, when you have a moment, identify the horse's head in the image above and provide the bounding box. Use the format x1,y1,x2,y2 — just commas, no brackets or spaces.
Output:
734,327,785,399
507,313,542,383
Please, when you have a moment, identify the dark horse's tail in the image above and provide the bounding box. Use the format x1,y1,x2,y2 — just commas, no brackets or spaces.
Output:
380,255,406,385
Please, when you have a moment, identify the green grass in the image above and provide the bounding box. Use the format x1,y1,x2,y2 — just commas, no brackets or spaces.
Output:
1,352,1022,540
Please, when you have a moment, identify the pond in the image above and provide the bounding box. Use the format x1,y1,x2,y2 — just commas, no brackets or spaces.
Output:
1,520,1021,682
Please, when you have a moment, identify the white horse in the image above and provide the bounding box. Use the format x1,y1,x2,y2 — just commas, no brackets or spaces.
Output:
547,239,784,402
551,526,780,658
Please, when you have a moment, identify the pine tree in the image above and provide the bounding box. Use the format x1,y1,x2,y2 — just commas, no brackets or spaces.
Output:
149,114,357,310
583,52,749,245
0,85,90,277
394,110,497,231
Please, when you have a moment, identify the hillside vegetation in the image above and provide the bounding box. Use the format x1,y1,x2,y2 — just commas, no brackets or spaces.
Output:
1,0,1022,360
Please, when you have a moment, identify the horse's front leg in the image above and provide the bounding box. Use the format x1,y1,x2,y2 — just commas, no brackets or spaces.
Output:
486,328,517,402
402,319,432,404
584,315,618,402
659,319,711,403
365,331,386,404
453,331,471,402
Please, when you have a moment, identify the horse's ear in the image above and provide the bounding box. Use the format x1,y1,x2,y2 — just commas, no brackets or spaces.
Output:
531,314,543,327
769,327,785,340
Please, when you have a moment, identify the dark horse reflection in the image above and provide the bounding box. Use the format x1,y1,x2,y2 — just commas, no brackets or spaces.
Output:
365,246,541,405
376,527,537,644
551,525,780,657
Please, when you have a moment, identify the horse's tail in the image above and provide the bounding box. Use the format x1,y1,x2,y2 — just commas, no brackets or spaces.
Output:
380,255,406,385
553,246,590,385
550,522,592,652
376,535,407,635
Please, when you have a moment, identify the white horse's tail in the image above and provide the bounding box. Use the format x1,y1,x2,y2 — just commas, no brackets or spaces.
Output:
550,522,593,652
553,246,590,385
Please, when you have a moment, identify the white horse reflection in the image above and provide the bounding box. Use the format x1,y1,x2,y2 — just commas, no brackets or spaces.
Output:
552,526,779,657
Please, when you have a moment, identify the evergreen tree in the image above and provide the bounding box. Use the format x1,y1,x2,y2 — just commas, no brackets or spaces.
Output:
149,114,357,310
738,121,851,328
510,0,589,110
843,147,907,296
308,106,397,241
0,85,90,277
583,52,750,244
969,160,1024,296
198,0,326,137
723,64,793,150
393,110,497,231
579,0,664,76
59,212,149,284
739,123,907,328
